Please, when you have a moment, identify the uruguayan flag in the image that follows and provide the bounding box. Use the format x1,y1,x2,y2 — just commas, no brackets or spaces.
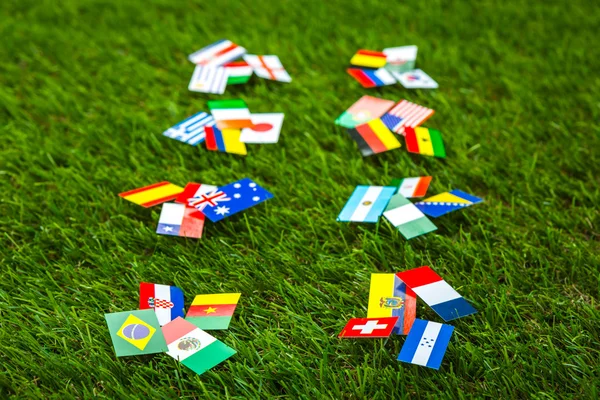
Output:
397,319,454,370
337,186,396,223
163,112,215,146
188,65,228,94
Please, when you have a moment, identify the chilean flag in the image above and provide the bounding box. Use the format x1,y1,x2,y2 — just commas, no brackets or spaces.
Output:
156,203,205,239
139,282,185,326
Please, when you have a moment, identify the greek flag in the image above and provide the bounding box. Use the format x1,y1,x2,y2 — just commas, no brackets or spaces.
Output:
163,112,215,146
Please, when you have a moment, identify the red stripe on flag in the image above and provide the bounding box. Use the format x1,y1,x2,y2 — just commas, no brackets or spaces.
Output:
357,49,386,58
179,206,204,238
175,183,201,204
404,127,419,153
258,56,276,80
187,303,237,317
356,122,387,153
213,43,237,58
223,61,249,67
413,177,432,197
396,266,443,289
162,317,198,345
205,126,217,151
347,69,375,88
139,282,155,310
119,181,170,197
403,286,417,334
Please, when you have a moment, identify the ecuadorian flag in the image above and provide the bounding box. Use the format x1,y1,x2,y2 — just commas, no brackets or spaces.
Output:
367,273,417,335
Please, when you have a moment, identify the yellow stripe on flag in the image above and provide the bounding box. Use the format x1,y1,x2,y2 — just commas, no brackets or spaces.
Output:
424,192,472,204
350,54,386,68
123,184,183,206
191,293,241,306
367,273,395,318
414,127,434,156
222,129,247,155
369,119,401,150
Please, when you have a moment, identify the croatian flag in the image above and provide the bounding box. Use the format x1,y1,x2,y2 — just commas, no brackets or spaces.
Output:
139,282,185,326
397,319,454,370
396,266,477,321
156,203,205,239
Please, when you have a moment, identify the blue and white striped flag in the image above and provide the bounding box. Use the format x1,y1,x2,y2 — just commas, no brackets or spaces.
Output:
337,186,396,223
397,319,454,370
188,65,228,94
163,112,215,146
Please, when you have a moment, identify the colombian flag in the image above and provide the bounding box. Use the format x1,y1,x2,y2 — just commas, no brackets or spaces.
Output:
367,273,416,335
186,293,241,330
347,118,401,157
205,126,247,155
405,127,446,158
119,181,184,208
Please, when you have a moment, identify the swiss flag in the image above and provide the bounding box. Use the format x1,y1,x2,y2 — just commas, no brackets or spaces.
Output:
338,317,399,338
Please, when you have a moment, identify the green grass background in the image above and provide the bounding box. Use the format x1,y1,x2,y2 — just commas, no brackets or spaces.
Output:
1,0,599,398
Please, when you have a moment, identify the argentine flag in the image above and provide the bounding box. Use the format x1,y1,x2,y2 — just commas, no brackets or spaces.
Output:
337,186,396,223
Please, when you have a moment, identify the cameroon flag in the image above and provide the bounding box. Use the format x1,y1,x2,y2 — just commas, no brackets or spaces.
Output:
186,293,241,330
405,127,446,158
347,119,401,157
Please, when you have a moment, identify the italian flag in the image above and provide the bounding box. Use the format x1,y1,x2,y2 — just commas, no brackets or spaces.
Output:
223,61,253,85
383,193,437,240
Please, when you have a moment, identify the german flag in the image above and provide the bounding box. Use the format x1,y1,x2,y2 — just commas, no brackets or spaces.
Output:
347,119,401,157
119,181,184,208
405,127,446,158
186,293,241,330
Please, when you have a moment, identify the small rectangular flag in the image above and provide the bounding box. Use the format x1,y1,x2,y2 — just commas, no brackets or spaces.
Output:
337,185,396,223
382,193,437,239
405,127,446,158
188,65,228,94
383,45,418,74
190,178,273,223
243,54,292,82
163,111,215,146
367,273,416,335
381,100,435,135
104,310,168,357
347,68,396,88
223,61,253,85
347,119,401,157
335,95,395,129
188,39,246,66
205,126,247,156
240,113,284,144
207,99,253,130
157,203,205,239
338,317,399,338
393,69,439,89
396,266,477,321
397,319,454,370
186,293,241,330
162,317,236,376
390,176,432,198
175,183,219,204
415,190,483,218
139,282,185,326
349,49,387,69
119,181,184,208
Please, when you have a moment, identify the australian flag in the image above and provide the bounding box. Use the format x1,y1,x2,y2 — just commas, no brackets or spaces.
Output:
192,178,273,222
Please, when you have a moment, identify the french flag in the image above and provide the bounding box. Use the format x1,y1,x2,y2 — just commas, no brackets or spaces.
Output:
396,266,477,321
139,282,185,326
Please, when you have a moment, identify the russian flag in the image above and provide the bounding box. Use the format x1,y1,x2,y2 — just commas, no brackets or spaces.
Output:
347,68,396,88
397,319,454,369
139,282,185,326
396,266,477,321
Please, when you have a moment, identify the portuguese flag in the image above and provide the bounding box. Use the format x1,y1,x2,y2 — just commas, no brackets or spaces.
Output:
405,127,446,158
186,293,241,330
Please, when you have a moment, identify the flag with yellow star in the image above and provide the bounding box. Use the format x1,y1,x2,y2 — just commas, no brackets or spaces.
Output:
185,293,241,330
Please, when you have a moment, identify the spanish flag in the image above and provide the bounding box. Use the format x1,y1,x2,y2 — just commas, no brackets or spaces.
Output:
347,119,401,157
186,293,241,330
119,181,184,208
367,273,416,335
405,127,446,158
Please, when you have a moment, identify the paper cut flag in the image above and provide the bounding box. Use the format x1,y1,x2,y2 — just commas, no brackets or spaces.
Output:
390,177,432,198
405,127,446,158
157,203,205,239
188,66,228,94
186,293,241,330
163,111,215,146
383,45,418,74
415,190,483,218
367,273,416,335
381,100,435,135
175,183,219,204
347,68,396,88
224,61,253,85
338,317,398,338
393,69,439,89
208,99,253,130
337,185,396,223
243,55,292,82
105,310,167,357
119,181,184,208
397,319,454,370
397,266,477,321
139,282,185,326
188,39,246,66
205,126,247,155
347,119,401,157
190,178,273,223
240,113,285,144
383,193,437,239
162,317,236,376
350,49,387,69
335,96,395,129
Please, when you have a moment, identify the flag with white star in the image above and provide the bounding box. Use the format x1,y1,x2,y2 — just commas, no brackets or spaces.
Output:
191,178,273,223
157,203,205,239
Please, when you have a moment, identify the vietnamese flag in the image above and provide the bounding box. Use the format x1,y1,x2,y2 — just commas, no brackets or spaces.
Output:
186,293,241,330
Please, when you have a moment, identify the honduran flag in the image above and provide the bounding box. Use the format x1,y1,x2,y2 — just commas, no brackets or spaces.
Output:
347,68,396,88
139,282,185,326
397,319,454,370
396,266,477,321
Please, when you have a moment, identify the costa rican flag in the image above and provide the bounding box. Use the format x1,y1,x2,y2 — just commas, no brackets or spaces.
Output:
381,100,435,135
188,39,246,67
188,65,228,95
163,111,215,146
139,282,185,326
188,190,231,211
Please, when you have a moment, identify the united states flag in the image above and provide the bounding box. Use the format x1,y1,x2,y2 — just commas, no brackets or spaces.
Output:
381,100,435,135
163,111,215,146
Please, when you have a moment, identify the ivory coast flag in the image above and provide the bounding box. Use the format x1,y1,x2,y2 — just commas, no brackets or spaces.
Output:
405,127,446,158
367,273,416,335
119,181,184,208
186,293,241,330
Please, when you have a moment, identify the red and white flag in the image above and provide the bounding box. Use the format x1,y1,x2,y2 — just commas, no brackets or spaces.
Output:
188,39,246,67
243,55,292,83
381,100,435,135
240,113,285,144
175,183,219,204
397,176,432,198
338,316,399,338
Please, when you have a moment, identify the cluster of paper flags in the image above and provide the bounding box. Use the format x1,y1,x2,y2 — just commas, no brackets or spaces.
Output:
347,45,437,89
337,177,483,239
105,283,241,376
339,266,476,370
187,39,291,95
119,178,273,239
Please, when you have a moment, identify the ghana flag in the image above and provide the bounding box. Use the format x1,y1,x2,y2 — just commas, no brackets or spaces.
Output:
186,293,241,330
405,127,446,158
347,119,401,157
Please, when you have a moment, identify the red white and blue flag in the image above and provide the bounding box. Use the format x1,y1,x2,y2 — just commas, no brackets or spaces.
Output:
188,39,246,67
188,190,231,212
175,183,219,205
156,203,205,239
139,282,185,326
347,68,396,88
381,100,435,135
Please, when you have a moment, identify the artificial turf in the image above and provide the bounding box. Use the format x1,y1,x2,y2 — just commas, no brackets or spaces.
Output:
1,0,599,398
